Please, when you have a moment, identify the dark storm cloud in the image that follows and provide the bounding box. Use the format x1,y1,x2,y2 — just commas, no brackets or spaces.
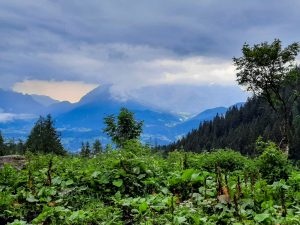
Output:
1,0,300,57
0,0,299,112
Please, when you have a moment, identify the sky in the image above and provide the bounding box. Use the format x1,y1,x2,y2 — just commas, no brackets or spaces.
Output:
0,0,300,111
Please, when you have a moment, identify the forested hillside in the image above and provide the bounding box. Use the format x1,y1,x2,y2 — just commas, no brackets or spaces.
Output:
164,84,300,159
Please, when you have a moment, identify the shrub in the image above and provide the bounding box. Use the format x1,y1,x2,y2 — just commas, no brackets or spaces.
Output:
257,141,291,183
201,149,247,172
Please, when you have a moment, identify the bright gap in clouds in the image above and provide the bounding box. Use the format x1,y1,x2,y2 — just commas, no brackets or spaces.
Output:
13,80,98,103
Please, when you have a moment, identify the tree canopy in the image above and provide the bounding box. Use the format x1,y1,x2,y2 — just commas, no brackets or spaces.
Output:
0,131,5,156
233,39,300,153
92,139,102,155
103,108,143,147
26,115,65,155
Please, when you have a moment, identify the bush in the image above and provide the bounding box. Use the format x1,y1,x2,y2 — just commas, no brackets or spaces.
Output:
200,149,247,172
257,141,291,183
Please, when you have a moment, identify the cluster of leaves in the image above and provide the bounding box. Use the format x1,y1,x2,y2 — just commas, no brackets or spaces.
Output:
0,141,299,224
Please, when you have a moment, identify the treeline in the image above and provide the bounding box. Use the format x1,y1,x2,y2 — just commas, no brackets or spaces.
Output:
0,107,138,157
163,87,300,159
0,115,65,156
0,134,25,156
79,139,104,157
163,40,300,159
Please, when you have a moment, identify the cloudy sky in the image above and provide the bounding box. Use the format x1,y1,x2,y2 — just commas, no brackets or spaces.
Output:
0,0,299,112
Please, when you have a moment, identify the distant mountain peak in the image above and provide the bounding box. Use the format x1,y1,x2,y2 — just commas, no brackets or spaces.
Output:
0,89,44,114
31,94,60,107
79,84,113,104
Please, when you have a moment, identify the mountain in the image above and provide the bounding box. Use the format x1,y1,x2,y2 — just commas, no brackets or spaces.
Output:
0,86,239,151
46,101,75,116
31,94,60,107
0,89,44,114
163,94,300,159
54,85,182,150
172,107,228,135
131,84,249,114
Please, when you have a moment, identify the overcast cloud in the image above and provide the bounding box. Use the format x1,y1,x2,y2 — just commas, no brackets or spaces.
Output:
0,0,299,111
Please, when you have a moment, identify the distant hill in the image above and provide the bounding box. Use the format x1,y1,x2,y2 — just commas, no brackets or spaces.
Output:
172,107,228,135
31,94,60,107
0,86,240,151
163,95,300,159
54,85,182,149
0,89,44,114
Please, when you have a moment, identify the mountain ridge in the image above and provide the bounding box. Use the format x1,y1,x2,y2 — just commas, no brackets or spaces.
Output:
0,87,243,151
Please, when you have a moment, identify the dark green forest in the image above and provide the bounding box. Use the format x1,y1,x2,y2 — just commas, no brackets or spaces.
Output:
164,41,300,160
163,78,300,159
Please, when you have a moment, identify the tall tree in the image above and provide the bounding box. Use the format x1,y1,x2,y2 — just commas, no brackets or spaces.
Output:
80,142,86,157
103,107,143,147
85,142,91,157
0,131,5,156
233,39,300,154
80,142,91,157
92,139,102,155
26,115,65,155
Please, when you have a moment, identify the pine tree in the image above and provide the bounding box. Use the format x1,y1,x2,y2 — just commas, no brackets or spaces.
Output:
80,142,91,157
26,115,65,155
80,142,86,157
0,131,5,156
92,139,102,155
85,142,91,157
16,139,25,155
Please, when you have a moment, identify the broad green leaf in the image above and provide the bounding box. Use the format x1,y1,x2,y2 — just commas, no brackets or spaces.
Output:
66,179,74,186
254,213,270,222
175,216,186,224
139,202,148,213
113,179,123,187
26,194,38,203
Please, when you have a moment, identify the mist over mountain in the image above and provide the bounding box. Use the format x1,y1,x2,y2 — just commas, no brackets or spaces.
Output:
130,84,249,114
0,86,244,151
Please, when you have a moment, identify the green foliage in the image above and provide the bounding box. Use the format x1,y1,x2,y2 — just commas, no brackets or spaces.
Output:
1,146,300,224
80,142,91,158
184,149,247,172
233,39,300,153
0,131,5,156
92,139,102,155
25,115,65,155
103,108,143,147
202,149,247,172
257,141,291,183
166,84,300,160
233,39,299,98
0,130,25,156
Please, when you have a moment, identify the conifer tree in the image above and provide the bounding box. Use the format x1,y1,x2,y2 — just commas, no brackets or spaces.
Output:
0,131,5,156
80,142,86,157
85,142,91,157
80,141,91,157
92,139,102,155
26,115,65,155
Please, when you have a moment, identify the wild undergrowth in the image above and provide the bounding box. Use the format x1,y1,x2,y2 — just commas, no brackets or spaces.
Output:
0,140,299,224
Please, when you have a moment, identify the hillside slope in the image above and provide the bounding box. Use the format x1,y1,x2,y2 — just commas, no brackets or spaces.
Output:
164,96,300,159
